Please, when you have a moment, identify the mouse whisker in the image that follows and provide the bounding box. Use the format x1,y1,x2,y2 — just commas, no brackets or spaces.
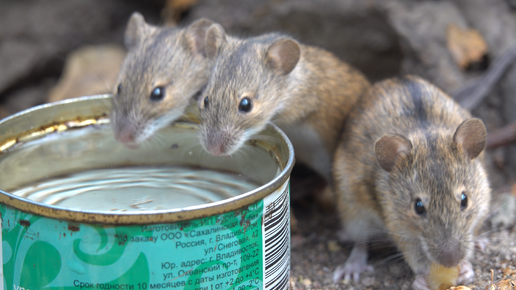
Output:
91,70,115,95
372,252,405,268
484,201,511,221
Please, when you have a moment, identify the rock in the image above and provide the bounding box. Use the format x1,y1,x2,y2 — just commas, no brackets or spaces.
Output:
47,45,126,103
0,107,9,120
452,0,516,181
0,0,161,96
490,191,516,228
362,277,375,287
2,79,56,116
381,1,468,92
183,0,403,81
162,0,198,25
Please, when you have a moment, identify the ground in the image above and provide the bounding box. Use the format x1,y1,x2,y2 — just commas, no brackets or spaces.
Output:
290,188,516,290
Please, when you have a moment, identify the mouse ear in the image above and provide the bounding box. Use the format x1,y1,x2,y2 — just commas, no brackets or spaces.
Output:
375,134,412,172
266,38,301,75
183,18,216,56
453,118,486,160
204,24,226,59
124,12,154,51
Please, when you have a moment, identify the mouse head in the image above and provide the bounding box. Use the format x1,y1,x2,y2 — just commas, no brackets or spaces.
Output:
198,33,301,156
375,118,490,271
111,12,223,148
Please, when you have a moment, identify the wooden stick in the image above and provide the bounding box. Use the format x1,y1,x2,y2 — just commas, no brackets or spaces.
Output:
486,121,516,150
452,44,516,111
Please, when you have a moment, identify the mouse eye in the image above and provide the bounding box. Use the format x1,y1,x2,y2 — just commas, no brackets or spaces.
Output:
239,97,252,113
150,87,165,101
204,96,209,108
460,192,468,210
117,84,122,95
414,198,426,216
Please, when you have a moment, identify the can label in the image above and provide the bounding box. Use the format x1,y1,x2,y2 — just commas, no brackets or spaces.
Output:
0,181,290,290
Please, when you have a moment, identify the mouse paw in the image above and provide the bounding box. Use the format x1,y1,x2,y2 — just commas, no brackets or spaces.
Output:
475,236,489,252
333,262,374,283
332,243,373,283
412,274,431,290
457,260,474,284
336,229,351,242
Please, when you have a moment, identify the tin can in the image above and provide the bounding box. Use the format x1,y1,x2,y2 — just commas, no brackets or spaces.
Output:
0,95,294,290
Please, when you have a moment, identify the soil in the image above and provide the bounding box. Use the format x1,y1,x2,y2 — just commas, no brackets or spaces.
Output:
1,1,515,289
289,181,516,290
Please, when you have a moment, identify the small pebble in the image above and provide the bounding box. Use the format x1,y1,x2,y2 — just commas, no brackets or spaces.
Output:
362,277,375,287
327,240,342,252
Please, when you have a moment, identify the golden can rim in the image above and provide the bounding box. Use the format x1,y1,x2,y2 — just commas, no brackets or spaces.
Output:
0,95,295,225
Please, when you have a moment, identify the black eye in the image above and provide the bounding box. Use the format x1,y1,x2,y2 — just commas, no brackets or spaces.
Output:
204,96,209,108
150,87,165,101
460,192,468,210
117,84,122,95
414,198,426,215
239,97,252,113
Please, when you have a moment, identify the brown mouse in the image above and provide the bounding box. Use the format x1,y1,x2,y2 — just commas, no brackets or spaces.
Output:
110,12,224,148
332,75,491,290
197,28,370,182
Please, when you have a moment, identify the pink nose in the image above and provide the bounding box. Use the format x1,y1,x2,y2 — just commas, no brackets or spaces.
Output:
208,144,225,156
115,126,140,149
116,128,134,143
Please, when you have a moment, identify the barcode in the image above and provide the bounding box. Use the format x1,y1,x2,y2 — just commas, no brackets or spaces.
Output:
264,186,290,290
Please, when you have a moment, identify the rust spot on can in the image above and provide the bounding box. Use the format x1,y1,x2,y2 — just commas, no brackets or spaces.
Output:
19,220,31,227
68,224,80,232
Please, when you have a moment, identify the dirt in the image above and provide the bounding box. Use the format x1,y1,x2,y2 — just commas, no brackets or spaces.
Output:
1,1,516,289
289,188,516,290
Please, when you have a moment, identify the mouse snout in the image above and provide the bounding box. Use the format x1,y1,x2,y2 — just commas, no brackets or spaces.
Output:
115,124,140,149
203,130,233,156
434,239,462,268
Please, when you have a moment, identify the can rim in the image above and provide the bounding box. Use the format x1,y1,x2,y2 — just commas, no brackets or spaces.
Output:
0,95,295,225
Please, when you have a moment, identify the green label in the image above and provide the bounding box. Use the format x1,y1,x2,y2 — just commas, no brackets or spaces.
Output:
0,200,265,290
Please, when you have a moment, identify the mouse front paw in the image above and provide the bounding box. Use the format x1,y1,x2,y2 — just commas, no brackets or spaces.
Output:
332,243,373,283
332,261,374,283
475,236,489,252
336,229,351,242
412,274,431,290
457,260,474,284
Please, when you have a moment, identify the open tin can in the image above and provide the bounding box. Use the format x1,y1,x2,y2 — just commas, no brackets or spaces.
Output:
0,95,294,290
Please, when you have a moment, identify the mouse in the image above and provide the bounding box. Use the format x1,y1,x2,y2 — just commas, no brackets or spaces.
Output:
110,12,224,148
331,75,491,290
196,27,370,182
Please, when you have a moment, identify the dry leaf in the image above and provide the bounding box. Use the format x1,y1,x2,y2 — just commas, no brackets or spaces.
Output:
48,45,125,103
446,24,488,69
446,286,471,290
162,0,198,25
503,267,516,278
496,279,516,290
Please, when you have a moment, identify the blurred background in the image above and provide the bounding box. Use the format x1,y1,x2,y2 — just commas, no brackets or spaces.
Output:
1,0,515,288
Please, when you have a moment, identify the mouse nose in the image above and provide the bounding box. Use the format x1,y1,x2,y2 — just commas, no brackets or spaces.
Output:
437,239,462,267
116,125,137,144
209,145,225,156
204,131,229,156
117,129,134,143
